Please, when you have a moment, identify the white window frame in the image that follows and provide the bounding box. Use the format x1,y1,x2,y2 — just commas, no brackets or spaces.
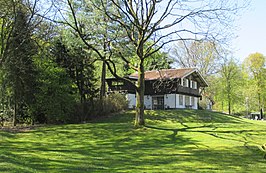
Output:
179,94,183,106
185,95,190,106
191,81,197,89
182,78,186,87
191,96,195,106
183,78,189,87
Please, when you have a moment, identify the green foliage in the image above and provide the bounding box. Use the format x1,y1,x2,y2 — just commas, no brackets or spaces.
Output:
126,46,173,75
244,52,265,75
53,33,98,102
0,110,266,172
33,59,76,124
93,92,129,115
210,53,266,115
2,6,38,125
212,60,247,114
243,53,266,111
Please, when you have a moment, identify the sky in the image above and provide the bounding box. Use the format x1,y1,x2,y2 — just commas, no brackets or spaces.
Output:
233,0,266,61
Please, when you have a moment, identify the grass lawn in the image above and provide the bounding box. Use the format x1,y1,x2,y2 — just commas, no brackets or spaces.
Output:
0,110,266,172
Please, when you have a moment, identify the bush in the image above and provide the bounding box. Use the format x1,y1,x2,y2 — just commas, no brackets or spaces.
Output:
94,92,129,116
32,62,77,124
70,92,128,123
232,111,248,117
199,100,207,110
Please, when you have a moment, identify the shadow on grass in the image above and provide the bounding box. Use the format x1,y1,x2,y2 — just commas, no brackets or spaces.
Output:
0,130,16,138
145,109,250,124
77,110,252,126
0,110,265,172
1,123,265,173
0,122,201,172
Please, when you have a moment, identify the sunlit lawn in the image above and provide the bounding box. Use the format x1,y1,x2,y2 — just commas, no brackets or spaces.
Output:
0,110,266,172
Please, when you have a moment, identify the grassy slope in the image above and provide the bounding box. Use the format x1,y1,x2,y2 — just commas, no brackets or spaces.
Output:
0,110,265,172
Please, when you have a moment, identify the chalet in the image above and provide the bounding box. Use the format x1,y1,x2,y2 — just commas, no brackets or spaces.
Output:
106,68,208,110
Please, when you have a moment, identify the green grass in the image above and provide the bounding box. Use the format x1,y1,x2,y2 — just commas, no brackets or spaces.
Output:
0,110,266,172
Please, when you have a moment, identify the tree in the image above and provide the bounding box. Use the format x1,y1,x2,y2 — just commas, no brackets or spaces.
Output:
244,52,266,112
125,43,173,75
220,59,242,115
45,0,246,126
33,57,76,124
51,38,97,118
171,40,226,78
0,0,13,66
100,0,246,126
0,0,50,125
3,4,37,126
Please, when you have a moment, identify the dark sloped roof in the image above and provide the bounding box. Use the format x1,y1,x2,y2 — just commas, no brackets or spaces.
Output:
129,68,208,87
129,68,195,80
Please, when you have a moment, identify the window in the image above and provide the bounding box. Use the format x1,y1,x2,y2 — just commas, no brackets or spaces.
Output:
112,81,124,86
152,96,164,110
179,94,183,105
191,81,197,89
117,81,124,86
183,78,188,87
185,96,190,106
191,97,195,106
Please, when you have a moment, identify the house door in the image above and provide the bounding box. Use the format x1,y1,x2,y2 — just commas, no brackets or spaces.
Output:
152,96,164,110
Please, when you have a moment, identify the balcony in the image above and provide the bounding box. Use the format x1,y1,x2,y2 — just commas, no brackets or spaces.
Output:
177,86,200,97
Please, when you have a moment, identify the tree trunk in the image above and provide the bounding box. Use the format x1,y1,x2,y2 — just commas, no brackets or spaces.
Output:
258,92,262,112
100,61,106,100
228,94,231,115
100,13,108,105
135,60,145,126
13,100,17,126
228,100,231,115
227,81,231,115
99,61,106,115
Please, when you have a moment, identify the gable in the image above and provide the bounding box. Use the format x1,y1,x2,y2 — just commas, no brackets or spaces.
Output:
129,68,208,87
182,70,208,87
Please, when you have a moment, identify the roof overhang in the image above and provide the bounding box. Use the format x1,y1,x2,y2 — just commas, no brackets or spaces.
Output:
182,68,208,87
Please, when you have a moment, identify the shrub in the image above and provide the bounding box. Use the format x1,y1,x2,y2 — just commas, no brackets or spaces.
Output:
32,62,77,124
198,100,207,110
94,92,129,116
70,92,129,123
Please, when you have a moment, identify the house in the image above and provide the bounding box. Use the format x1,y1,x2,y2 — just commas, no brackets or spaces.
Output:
106,68,208,110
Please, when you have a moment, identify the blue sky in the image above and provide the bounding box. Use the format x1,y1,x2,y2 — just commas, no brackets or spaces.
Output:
233,0,266,61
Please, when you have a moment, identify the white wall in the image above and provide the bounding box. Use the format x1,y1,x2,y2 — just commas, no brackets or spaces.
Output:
126,94,152,109
192,97,198,109
188,96,198,109
126,94,136,109
164,94,176,109
176,94,185,109
127,93,198,110
144,95,152,109
175,94,198,109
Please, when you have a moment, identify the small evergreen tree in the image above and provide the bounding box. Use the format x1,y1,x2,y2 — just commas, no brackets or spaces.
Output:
51,39,97,120
4,6,37,126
